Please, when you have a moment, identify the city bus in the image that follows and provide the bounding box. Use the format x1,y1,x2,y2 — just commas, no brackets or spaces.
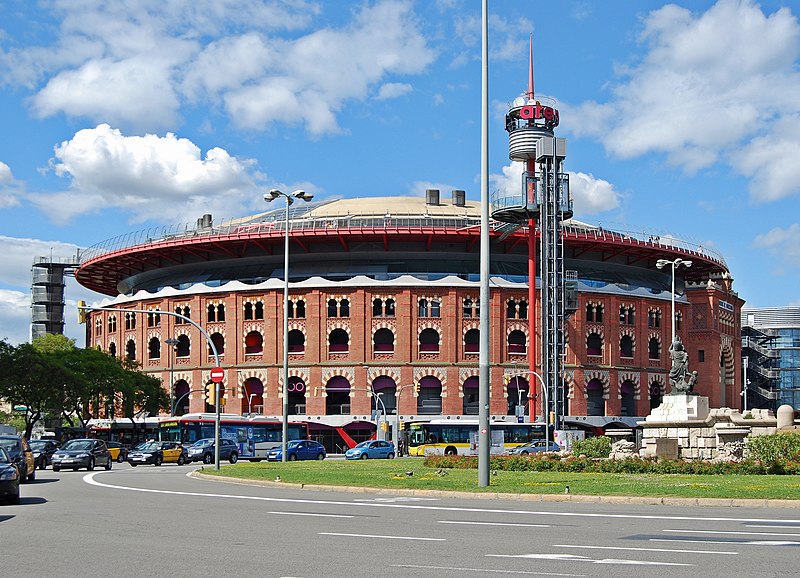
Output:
86,417,161,447
158,414,309,461
407,419,551,456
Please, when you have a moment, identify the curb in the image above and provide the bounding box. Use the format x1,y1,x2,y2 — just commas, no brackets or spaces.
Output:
190,471,800,509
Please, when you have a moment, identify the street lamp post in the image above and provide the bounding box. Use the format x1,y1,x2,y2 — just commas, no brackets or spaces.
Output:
164,337,178,415
248,393,257,415
265,188,314,462
373,391,386,441
656,257,692,345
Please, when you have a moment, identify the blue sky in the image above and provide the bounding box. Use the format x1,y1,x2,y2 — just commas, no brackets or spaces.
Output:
1,0,799,346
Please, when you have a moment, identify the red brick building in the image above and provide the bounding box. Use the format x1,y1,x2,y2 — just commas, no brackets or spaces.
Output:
76,194,743,446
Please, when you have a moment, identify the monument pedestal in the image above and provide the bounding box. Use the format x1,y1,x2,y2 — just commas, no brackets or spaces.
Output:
645,394,709,423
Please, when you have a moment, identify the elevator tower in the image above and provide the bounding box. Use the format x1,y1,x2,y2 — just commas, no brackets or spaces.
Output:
491,38,573,428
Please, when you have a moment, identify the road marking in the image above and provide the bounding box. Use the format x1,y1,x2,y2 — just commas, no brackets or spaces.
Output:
393,564,584,576
552,543,737,555
665,529,800,537
319,532,444,541
651,538,800,547
440,520,550,528
83,472,800,526
488,553,691,566
354,496,439,502
268,511,354,518
746,524,800,529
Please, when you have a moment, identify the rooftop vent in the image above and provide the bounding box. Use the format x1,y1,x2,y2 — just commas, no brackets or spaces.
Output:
452,189,466,207
197,214,213,229
425,189,440,206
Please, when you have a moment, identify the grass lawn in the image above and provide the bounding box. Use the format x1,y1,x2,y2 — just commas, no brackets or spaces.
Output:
199,458,800,501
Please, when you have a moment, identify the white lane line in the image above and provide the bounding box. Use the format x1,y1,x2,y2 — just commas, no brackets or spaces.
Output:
552,544,737,555
393,564,584,576
268,511,354,518
440,520,549,528
84,472,800,525
651,538,800,547
746,524,800,529
319,532,444,541
487,553,691,567
665,529,800,537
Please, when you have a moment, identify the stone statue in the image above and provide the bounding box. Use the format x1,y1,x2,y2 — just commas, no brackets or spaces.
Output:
668,338,696,394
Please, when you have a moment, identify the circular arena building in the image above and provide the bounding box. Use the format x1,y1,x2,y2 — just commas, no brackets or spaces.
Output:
75,189,744,450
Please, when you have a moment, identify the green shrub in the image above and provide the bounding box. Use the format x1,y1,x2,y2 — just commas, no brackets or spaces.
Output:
747,432,800,465
571,436,611,458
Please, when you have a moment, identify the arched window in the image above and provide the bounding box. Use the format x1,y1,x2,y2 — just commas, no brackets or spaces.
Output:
245,331,263,354
288,329,305,353
126,339,136,361
506,376,529,416
207,303,216,322
462,376,479,414
620,380,635,416
109,342,117,358
464,328,479,353
416,376,442,415
295,300,305,319
176,334,190,357
210,332,225,355
385,299,395,316
506,300,517,319
620,335,634,358
373,298,383,316
107,315,117,333
325,377,350,415
586,379,605,416
463,299,474,318
518,300,528,319
419,328,440,352
328,328,349,352
339,299,349,317
648,337,661,360
649,382,663,410
244,302,254,320
148,337,161,360
508,330,526,354
373,328,394,352
418,299,428,317
254,302,264,320
328,299,338,317
586,333,603,356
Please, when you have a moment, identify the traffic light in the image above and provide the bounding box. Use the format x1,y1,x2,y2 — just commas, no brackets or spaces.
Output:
414,382,420,394
380,421,389,432
204,380,214,404
216,383,225,402
77,300,88,324
503,374,510,385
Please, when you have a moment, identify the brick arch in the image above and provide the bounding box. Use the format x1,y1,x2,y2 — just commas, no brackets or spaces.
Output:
371,323,396,336
417,320,442,332
328,321,351,334
287,321,305,333
322,367,354,385
648,373,666,397
146,330,161,341
720,343,735,388
585,326,604,339
174,327,191,337
173,370,192,384
648,330,661,342
237,368,269,386
209,327,226,338
617,371,641,400
413,367,447,398
276,367,310,388
458,367,479,385
366,367,402,387
564,370,575,400
462,320,480,333
506,322,529,338
583,370,610,399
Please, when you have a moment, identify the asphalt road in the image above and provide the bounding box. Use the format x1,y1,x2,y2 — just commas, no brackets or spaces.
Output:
2,462,800,577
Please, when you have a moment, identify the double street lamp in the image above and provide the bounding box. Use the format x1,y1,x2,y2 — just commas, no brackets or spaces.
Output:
655,257,692,345
164,337,179,416
264,188,314,462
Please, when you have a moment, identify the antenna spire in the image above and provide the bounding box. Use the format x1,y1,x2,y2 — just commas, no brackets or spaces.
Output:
527,34,535,100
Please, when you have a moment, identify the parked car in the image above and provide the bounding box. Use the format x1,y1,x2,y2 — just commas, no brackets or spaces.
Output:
51,439,113,471
345,440,395,460
0,448,20,505
128,441,188,466
105,441,129,463
268,440,326,462
30,439,59,470
0,435,36,482
508,440,561,455
186,438,238,464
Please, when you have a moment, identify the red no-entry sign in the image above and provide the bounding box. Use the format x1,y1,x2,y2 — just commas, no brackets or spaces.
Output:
210,367,225,383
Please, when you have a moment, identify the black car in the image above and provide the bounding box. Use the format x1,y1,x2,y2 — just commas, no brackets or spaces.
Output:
0,435,35,482
0,447,20,505
186,438,239,464
30,439,59,470
51,439,113,471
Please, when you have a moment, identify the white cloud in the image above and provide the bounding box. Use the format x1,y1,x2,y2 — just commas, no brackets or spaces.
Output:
376,83,412,100
0,236,80,289
569,171,621,215
736,114,800,202
753,223,800,266
0,289,31,345
0,161,12,183
566,0,800,202
489,162,620,216
451,13,533,63
2,1,430,135
37,124,256,223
